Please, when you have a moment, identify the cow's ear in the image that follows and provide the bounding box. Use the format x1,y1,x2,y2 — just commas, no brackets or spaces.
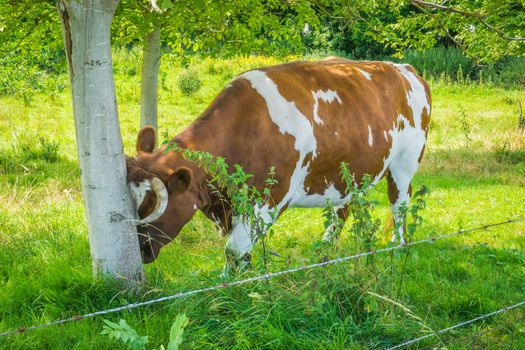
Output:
168,167,192,194
136,126,156,153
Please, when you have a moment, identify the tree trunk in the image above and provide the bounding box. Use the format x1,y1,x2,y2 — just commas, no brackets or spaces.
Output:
140,25,161,136
57,0,144,284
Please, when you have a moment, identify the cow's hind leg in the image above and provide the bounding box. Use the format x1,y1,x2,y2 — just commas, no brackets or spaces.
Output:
386,166,414,245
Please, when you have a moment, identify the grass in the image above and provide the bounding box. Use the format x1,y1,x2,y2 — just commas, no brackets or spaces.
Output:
0,52,524,349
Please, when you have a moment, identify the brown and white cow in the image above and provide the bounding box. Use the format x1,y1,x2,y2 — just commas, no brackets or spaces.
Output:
126,57,431,271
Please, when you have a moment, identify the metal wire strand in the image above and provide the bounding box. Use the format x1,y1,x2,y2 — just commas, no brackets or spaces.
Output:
0,217,523,338
388,300,525,350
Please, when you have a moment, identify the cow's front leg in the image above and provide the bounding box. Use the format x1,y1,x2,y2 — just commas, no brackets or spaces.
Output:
322,206,348,243
221,205,277,277
222,219,256,277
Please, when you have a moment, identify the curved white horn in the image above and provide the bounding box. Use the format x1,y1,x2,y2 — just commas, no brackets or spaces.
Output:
133,177,168,225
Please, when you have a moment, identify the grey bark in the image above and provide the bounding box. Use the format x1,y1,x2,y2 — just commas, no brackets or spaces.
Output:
57,0,144,284
140,25,161,136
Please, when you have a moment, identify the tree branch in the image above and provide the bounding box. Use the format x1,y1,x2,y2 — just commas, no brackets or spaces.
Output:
410,1,476,62
149,0,162,13
477,16,525,42
410,0,481,17
409,0,525,41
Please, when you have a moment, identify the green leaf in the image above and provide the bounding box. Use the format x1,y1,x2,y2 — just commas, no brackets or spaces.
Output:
167,313,189,350
100,319,148,350
160,0,174,10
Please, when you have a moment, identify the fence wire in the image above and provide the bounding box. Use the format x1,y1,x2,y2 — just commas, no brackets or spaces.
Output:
388,300,525,349
0,217,523,339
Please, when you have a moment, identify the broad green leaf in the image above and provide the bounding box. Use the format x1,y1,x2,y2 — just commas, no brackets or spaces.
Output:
167,313,189,350
160,0,174,10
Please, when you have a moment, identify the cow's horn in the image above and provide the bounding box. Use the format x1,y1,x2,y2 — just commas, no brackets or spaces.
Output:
137,177,168,225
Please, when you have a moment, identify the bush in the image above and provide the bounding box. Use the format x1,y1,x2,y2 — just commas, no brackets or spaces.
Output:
178,70,202,96
403,47,478,82
485,56,525,87
0,50,67,103
402,47,525,87
17,137,60,163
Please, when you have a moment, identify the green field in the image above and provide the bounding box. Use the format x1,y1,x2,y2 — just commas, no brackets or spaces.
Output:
0,54,524,349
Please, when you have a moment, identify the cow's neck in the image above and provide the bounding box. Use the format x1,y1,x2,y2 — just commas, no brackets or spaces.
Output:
169,113,234,230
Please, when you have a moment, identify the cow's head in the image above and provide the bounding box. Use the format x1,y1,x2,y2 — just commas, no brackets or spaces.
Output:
126,126,202,263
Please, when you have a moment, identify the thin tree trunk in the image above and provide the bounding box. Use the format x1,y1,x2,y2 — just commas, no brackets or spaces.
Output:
57,0,144,284
140,25,161,135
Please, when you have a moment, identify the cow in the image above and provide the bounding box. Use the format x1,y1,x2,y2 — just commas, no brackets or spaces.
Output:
126,57,431,272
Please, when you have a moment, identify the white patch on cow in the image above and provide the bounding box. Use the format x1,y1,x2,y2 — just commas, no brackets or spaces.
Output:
241,70,317,158
242,71,349,211
357,68,372,80
226,219,253,257
292,183,350,208
129,180,151,210
395,64,430,124
334,131,339,136
241,70,319,211
193,204,197,210
311,89,342,125
368,125,373,146
383,130,388,142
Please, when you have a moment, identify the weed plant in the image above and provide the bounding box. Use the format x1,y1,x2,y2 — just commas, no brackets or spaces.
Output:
177,70,203,96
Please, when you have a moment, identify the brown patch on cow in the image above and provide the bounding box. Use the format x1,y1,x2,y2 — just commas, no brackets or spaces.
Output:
137,192,156,218
175,77,300,207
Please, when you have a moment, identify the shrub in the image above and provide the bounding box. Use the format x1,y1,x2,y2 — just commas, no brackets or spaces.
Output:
177,70,202,96
403,47,478,82
18,137,60,163
485,56,525,87
402,47,525,88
